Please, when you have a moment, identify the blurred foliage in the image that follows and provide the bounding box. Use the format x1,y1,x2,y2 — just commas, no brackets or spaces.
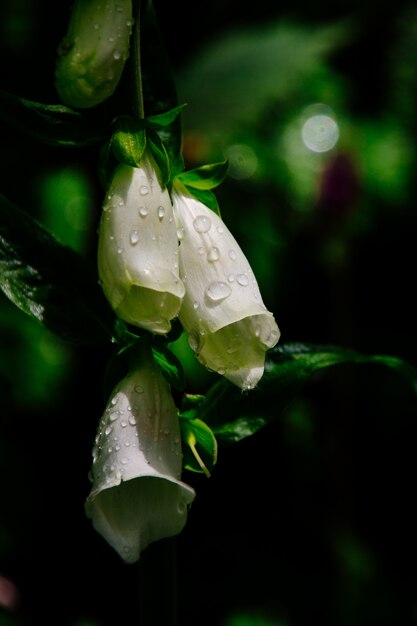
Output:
1,0,417,625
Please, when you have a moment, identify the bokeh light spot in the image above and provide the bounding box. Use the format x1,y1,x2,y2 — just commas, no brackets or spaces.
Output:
301,114,339,153
224,144,258,179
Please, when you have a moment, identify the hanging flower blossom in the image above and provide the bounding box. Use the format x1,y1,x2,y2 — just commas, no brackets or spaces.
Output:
85,343,196,563
171,183,280,390
97,154,185,334
55,0,133,108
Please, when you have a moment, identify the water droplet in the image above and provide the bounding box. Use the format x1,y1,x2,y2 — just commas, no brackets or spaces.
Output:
236,273,249,286
123,546,130,554
177,227,184,240
206,281,232,303
158,206,166,220
93,23,100,30
126,18,134,27
228,249,237,261
121,420,128,428
109,411,119,422
130,230,140,245
128,415,137,426
115,444,121,451
140,185,149,196
193,215,211,233
198,246,205,255
113,50,122,60
193,301,199,310
105,425,113,436
138,206,148,217
125,441,131,447
208,247,220,262
118,200,124,207
227,273,235,282
107,447,113,453
117,247,123,255
177,501,187,515
134,385,144,393
110,394,119,406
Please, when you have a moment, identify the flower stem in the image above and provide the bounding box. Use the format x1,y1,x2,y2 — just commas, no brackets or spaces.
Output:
131,0,145,119
139,538,178,626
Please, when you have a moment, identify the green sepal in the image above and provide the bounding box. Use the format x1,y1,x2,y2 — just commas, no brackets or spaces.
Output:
152,339,185,391
177,161,229,190
146,104,187,129
111,116,147,168
0,194,116,346
195,342,417,444
0,90,104,147
183,186,220,214
180,416,218,477
180,393,205,417
147,129,171,188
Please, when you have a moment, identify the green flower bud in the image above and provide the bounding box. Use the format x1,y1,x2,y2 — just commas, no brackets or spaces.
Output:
55,0,133,109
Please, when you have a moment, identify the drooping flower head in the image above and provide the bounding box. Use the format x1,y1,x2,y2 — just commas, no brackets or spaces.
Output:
55,0,133,108
85,342,195,563
98,153,185,334
172,183,280,390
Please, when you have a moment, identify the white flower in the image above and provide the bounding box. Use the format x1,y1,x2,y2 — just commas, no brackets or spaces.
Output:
55,0,133,108
171,184,280,390
85,343,196,563
97,155,185,334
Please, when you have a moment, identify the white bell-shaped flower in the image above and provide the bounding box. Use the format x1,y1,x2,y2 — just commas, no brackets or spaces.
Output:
172,184,280,390
85,343,196,563
55,0,133,108
98,156,185,334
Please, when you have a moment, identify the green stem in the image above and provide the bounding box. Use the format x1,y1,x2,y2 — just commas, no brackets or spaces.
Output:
132,0,145,119
139,538,178,626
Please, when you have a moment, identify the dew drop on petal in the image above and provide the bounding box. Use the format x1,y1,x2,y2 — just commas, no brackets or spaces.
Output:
138,206,148,217
140,185,149,196
227,273,235,282
130,230,140,245
121,420,128,428
105,425,113,436
228,249,237,261
208,247,220,262
109,411,119,422
198,246,205,255
177,501,187,515
193,215,211,233
206,281,232,303
134,385,144,393
158,206,166,220
193,301,199,310
115,444,121,451
177,227,185,240
121,457,128,465
110,394,119,406
236,273,249,286
113,50,122,60
128,415,137,426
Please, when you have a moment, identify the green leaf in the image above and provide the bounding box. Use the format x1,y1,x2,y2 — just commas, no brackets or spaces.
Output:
147,129,171,188
183,186,220,214
141,0,182,162
152,341,185,391
0,90,104,147
177,161,229,190
0,194,116,345
111,116,146,167
195,342,417,443
146,104,187,129
180,417,218,477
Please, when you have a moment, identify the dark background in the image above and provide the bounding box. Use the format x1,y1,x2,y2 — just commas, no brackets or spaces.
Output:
1,1,417,625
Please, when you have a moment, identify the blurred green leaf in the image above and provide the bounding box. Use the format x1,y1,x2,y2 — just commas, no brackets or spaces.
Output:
0,194,116,345
177,161,229,190
196,343,417,443
0,90,104,147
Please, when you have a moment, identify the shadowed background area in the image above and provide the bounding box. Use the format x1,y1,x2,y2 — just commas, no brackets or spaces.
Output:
1,1,417,625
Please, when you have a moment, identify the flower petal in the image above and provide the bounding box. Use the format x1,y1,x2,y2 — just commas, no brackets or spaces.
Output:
172,186,280,389
98,157,185,334
85,344,195,562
